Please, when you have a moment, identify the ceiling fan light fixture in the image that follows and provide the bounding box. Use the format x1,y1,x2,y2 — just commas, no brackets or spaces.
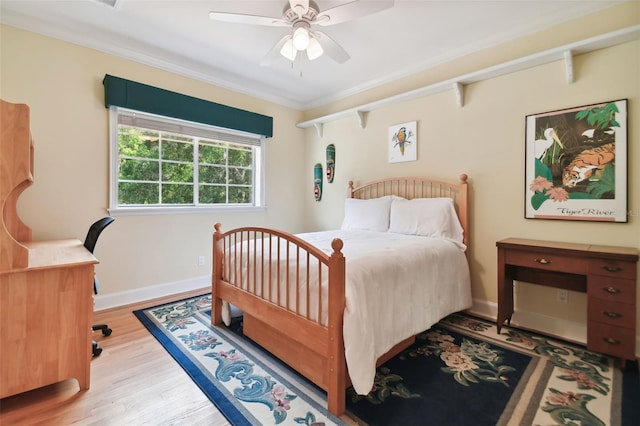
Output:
306,37,323,60
280,38,297,61
292,26,309,50
211,0,384,65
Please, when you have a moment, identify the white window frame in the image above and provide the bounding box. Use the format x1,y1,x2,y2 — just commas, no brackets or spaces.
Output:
108,106,265,215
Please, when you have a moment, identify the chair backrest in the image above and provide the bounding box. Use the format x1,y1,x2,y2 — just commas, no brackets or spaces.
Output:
84,217,115,254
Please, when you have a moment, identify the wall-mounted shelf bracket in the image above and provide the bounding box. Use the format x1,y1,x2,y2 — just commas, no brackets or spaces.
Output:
313,122,323,138
453,82,465,107
356,110,368,128
564,50,574,83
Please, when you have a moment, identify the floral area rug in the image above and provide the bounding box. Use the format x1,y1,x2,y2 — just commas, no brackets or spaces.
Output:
134,294,638,426
134,294,344,426
348,314,638,426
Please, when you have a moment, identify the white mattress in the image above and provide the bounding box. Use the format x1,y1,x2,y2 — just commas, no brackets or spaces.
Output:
222,229,472,395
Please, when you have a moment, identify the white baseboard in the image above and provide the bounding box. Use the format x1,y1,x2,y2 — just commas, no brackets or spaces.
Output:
94,275,210,311
470,297,586,343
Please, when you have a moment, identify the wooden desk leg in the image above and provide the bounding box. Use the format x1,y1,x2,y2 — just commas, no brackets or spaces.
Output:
496,247,514,334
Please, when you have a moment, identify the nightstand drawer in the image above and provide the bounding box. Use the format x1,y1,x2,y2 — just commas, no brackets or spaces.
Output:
588,259,636,279
588,276,636,303
504,250,587,274
587,322,635,359
588,299,635,327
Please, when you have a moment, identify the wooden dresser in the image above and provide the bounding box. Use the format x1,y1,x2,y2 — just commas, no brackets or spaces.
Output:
496,238,638,362
0,100,98,398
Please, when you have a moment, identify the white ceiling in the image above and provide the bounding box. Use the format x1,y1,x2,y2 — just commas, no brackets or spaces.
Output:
0,0,629,110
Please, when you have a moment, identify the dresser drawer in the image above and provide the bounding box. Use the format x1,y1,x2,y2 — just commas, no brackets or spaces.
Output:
587,322,635,360
588,259,636,279
588,299,635,327
588,276,636,303
504,250,587,274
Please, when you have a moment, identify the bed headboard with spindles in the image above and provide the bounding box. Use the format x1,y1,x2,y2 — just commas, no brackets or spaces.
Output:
348,174,469,251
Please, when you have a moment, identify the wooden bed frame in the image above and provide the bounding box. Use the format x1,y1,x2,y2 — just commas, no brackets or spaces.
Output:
211,174,469,416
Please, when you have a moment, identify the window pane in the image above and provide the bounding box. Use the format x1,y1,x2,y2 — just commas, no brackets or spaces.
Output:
162,183,193,204
119,182,158,204
199,185,226,204
162,162,193,182
162,139,193,162
229,167,252,185
228,146,252,167
119,128,159,159
199,164,226,184
199,142,226,165
119,158,159,181
229,186,252,203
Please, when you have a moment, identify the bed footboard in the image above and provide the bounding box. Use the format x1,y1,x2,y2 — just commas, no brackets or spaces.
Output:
212,223,347,415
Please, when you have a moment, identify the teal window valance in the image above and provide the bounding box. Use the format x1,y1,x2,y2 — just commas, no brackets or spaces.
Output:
102,74,273,138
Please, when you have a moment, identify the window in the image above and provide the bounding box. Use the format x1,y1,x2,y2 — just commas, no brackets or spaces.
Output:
109,107,264,214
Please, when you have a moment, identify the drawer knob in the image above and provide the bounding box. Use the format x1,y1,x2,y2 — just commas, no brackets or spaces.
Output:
602,265,622,273
602,311,622,319
603,286,621,294
535,258,551,264
602,337,621,345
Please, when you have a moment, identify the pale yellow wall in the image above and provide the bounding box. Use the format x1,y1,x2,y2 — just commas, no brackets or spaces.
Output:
1,2,639,349
0,25,306,296
302,4,640,345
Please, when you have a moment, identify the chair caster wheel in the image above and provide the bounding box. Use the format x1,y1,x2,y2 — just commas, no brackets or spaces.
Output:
92,341,103,357
103,328,112,336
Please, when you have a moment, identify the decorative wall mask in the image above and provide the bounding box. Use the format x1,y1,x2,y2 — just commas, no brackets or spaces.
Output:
326,144,335,183
314,163,323,201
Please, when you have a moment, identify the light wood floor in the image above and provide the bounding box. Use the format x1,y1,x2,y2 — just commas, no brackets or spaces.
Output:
0,289,232,426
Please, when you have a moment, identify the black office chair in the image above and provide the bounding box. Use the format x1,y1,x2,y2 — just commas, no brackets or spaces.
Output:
85,216,115,357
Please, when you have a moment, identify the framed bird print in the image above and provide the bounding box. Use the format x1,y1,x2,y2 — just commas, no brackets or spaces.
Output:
389,121,417,163
524,99,628,222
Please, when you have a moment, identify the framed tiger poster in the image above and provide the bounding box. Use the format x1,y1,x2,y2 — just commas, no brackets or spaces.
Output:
525,99,628,222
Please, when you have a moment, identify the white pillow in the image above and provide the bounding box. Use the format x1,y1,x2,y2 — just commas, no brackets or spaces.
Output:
389,197,464,243
340,196,394,232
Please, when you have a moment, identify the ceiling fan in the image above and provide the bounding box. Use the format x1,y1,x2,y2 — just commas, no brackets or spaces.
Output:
209,0,394,65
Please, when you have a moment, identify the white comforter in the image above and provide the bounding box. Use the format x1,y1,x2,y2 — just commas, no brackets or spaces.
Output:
223,229,472,395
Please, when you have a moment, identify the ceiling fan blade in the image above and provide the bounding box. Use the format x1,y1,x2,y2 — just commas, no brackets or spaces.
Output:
208,11,288,27
289,0,309,18
260,35,292,66
316,0,394,26
312,31,350,63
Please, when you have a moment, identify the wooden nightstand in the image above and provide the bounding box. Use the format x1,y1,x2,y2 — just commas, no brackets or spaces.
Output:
496,238,638,363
